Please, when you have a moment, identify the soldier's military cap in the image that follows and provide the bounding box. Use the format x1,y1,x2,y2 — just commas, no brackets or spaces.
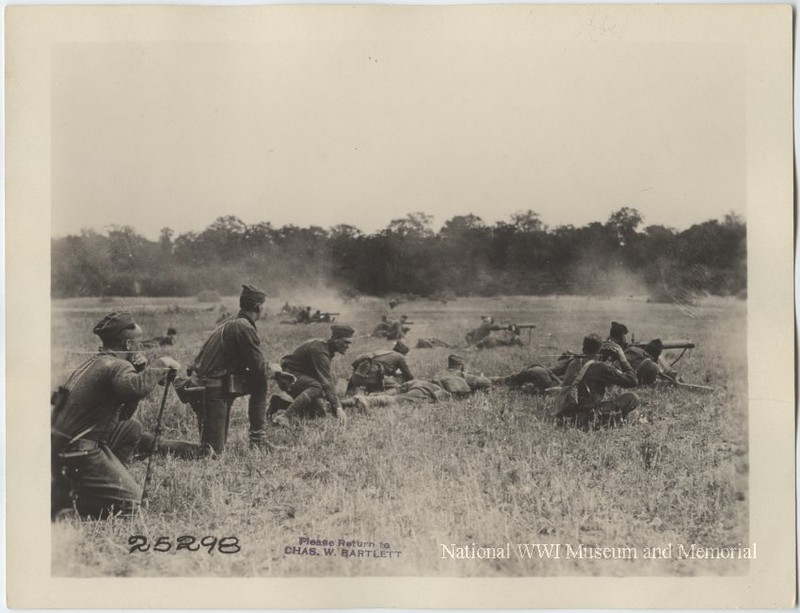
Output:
393,341,409,355
448,354,466,369
240,284,267,304
644,338,664,360
93,312,137,342
330,324,356,339
582,334,603,355
610,321,629,336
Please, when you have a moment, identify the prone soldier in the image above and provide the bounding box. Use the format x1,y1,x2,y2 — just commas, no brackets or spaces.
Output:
491,363,561,394
347,354,489,411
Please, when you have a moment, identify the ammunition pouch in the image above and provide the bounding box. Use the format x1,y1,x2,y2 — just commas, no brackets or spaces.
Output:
173,376,207,404
273,371,297,393
225,373,250,396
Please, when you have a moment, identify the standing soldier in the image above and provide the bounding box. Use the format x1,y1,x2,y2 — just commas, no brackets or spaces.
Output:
346,340,415,396
271,325,355,426
188,284,275,455
51,312,188,519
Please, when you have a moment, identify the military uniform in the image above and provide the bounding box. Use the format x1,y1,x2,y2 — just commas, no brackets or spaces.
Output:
51,350,164,518
608,321,630,348
189,285,270,454
274,325,355,421
474,328,523,349
624,339,676,385
492,364,560,393
555,352,639,428
51,311,190,519
352,379,451,411
431,355,491,398
347,347,415,395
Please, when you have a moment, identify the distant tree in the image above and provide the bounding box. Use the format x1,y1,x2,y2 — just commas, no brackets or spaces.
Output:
158,227,174,253
510,210,545,233
606,207,643,246
384,212,435,238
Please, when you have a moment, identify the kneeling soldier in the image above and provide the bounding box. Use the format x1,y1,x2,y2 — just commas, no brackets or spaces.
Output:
552,336,639,429
272,324,355,426
346,341,415,396
51,312,192,520
188,284,276,454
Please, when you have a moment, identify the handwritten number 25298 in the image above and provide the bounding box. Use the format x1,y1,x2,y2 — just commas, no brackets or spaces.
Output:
128,535,240,554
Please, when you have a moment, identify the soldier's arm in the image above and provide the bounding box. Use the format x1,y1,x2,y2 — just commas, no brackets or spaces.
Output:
465,373,492,391
309,345,339,408
397,357,415,382
560,358,582,386
595,362,638,388
109,360,162,400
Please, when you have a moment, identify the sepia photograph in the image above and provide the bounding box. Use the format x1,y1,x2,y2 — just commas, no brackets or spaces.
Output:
5,3,795,609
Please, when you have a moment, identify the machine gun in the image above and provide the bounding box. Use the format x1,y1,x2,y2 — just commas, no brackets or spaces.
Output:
510,323,537,344
630,338,695,368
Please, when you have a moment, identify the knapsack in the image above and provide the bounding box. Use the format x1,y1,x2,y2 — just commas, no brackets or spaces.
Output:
550,359,595,417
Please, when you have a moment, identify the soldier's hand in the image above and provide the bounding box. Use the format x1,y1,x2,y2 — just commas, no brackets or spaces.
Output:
155,356,181,371
130,353,148,372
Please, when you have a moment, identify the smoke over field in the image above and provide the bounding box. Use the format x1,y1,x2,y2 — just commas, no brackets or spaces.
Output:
51,294,747,577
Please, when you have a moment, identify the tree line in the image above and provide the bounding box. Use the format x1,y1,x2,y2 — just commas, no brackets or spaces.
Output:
51,208,746,301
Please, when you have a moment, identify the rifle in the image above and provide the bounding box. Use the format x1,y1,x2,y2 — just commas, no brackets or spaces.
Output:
140,368,177,509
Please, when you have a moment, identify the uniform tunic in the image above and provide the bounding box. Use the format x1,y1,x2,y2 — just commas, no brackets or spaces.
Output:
191,311,268,453
281,338,340,411
51,350,161,518
348,350,415,393
558,356,639,428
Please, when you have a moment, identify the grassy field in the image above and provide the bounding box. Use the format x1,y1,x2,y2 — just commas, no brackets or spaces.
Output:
51,294,748,577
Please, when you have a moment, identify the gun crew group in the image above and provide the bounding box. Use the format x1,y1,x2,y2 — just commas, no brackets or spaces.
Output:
51,285,702,521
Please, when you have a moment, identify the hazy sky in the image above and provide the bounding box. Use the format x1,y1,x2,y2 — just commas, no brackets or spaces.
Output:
51,30,746,239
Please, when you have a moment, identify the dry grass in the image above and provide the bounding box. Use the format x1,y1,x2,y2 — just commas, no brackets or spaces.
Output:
51,295,747,577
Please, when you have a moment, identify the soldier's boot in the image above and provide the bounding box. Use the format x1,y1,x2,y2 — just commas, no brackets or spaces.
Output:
272,391,316,426
248,430,280,453
271,410,293,428
354,395,394,412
